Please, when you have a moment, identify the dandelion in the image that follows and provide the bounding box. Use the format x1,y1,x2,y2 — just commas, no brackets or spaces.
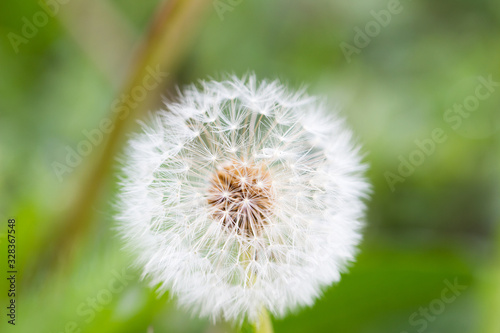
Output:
116,75,370,326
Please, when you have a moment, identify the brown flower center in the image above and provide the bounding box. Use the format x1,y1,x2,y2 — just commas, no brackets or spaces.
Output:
207,160,274,237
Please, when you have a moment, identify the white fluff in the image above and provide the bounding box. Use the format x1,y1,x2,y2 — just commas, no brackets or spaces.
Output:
116,75,370,324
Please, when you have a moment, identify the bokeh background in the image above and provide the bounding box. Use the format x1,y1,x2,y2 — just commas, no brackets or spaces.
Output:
1,0,499,332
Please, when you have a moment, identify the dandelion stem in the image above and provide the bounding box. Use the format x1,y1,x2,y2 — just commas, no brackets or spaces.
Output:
253,309,273,333
240,249,274,333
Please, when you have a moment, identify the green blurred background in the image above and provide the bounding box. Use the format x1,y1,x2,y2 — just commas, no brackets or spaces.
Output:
1,0,499,332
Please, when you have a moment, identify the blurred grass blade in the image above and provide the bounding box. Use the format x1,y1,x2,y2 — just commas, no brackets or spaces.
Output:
24,0,212,286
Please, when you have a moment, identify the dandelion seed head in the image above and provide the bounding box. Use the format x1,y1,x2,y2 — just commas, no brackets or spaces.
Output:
116,75,370,324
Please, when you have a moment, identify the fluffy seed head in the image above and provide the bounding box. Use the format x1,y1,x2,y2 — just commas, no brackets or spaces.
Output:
116,75,370,324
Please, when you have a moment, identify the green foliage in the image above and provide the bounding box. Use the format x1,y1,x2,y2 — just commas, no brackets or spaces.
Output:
0,0,499,332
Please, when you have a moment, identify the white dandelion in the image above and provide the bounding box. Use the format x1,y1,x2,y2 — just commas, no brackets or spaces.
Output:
116,75,370,325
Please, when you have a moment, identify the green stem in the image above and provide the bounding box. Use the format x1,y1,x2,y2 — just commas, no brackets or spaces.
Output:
241,249,274,333
253,309,273,333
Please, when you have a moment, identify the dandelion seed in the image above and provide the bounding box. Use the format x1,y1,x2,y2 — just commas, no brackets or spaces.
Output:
116,75,370,325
